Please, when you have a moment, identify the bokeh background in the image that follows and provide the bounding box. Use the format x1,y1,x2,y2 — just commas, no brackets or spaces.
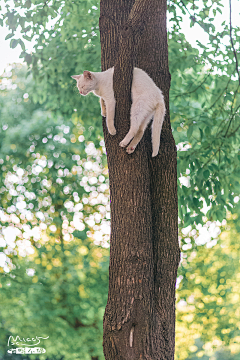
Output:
0,0,240,359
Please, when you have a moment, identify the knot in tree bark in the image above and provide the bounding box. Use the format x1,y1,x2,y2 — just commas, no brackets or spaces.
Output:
121,23,133,38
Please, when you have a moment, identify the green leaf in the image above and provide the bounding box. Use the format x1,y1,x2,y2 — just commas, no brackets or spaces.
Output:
203,170,210,180
205,126,211,137
5,33,14,40
187,126,193,139
73,230,86,239
10,38,18,48
193,197,199,207
25,53,32,64
18,39,25,51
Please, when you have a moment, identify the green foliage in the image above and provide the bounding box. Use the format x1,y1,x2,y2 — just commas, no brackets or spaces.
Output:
176,215,240,360
1,0,101,117
0,65,108,227
0,65,109,359
168,0,240,225
0,233,108,360
1,0,240,225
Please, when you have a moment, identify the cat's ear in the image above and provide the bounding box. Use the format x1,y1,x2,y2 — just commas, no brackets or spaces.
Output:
71,75,80,81
83,71,93,80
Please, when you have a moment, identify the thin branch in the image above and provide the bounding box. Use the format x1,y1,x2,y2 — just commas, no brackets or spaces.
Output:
224,103,240,137
202,103,240,169
227,122,240,138
209,76,232,110
229,0,240,85
201,147,221,170
173,73,210,99
179,0,209,34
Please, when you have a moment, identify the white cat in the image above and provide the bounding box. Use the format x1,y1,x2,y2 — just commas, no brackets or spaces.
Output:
72,67,165,157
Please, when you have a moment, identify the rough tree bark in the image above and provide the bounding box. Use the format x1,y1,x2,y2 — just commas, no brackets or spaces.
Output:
99,0,180,359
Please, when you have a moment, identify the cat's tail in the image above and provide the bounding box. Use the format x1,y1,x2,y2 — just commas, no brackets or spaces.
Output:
151,100,166,157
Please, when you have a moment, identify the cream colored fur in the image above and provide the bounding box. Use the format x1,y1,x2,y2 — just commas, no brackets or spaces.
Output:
72,67,165,157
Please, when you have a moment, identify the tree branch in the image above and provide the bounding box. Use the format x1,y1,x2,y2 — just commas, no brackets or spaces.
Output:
179,0,210,34
173,73,210,99
127,0,159,30
229,0,240,85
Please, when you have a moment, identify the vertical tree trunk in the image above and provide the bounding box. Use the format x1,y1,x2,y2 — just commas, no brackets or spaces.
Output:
99,1,180,359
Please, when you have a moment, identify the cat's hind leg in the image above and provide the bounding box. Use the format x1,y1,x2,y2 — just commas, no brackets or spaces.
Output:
119,100,148,148
125,113,153,154
125,128,144,154
119,123,139,148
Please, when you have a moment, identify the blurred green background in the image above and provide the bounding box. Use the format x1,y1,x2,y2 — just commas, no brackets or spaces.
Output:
0,0,240,359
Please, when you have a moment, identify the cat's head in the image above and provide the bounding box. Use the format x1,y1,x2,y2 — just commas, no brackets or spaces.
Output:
71,71,96,96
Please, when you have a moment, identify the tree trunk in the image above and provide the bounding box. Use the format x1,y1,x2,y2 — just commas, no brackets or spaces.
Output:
99,1,180,359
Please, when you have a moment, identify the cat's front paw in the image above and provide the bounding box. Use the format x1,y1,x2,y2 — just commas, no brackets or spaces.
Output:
126,145,136,154
108,127,116,136
119,140,127,148
101,110,106,117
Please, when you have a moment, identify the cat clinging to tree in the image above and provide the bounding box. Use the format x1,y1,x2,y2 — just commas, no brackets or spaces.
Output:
72,67,165,157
